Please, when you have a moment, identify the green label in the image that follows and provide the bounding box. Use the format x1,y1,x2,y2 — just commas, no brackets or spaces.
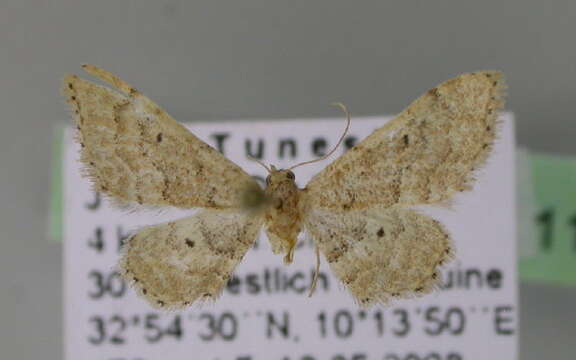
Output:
519,153,576,285
49,124,65,243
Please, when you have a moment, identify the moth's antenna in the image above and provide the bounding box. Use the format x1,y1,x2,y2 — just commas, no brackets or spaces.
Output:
288,102,351,171
248,156,272,173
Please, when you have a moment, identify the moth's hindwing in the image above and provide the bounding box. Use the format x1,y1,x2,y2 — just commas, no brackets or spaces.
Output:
120,210,263,309
305,207,451,306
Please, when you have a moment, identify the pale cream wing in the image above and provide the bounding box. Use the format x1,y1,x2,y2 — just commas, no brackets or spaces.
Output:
304,72,506,210
304,206,451,307
120,210,263,309
63,65,257,208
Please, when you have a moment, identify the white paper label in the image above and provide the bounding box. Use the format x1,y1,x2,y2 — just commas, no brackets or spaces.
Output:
64,115,517,360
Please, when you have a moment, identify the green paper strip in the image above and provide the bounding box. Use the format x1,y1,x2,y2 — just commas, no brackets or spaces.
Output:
516,148,538,259
519,153,576,285
49,124,65,243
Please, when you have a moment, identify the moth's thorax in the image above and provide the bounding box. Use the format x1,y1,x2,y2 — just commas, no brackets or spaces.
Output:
263,167,304,263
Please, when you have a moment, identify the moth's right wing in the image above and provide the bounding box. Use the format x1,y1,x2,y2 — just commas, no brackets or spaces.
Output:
63,65,257,209
304,206,451,307
304,72,506,210
120,209,263,309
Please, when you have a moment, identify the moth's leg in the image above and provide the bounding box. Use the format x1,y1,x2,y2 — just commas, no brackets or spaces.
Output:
283,236,297,264
308,246,321,297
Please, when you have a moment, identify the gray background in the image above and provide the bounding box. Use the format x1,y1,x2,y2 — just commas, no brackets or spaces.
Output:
1,1,574,359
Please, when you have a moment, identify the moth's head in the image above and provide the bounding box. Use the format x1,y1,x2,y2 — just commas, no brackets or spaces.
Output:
240,165,296,211
265,165,296,189
248,102,351,193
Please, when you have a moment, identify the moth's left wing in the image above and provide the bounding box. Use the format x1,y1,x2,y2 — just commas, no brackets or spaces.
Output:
304,206,451,307
304,72,505,210
120,209,263,309
63,65,257,209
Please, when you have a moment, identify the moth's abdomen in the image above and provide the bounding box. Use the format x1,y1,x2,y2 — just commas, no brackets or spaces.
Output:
263,172,303,263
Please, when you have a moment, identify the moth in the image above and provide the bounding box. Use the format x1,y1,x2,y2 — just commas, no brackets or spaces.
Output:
63,65,505,308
